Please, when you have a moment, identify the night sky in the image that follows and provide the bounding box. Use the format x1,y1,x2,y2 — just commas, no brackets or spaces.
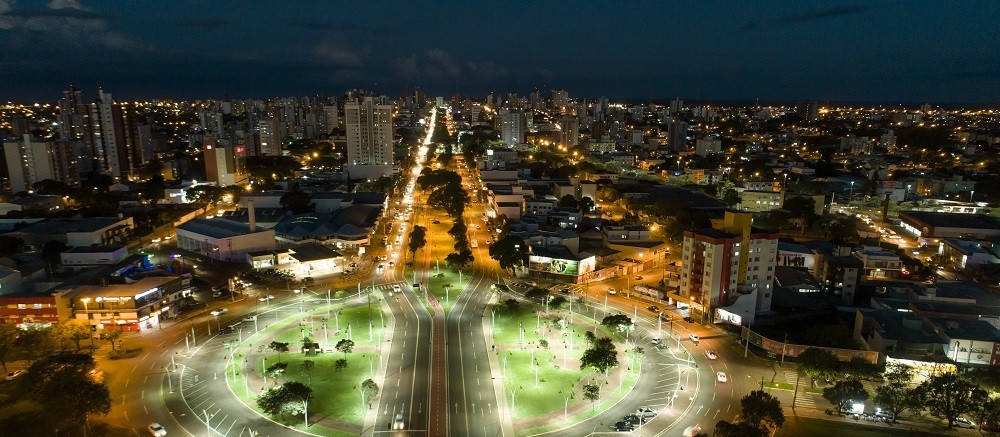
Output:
2,0,998,103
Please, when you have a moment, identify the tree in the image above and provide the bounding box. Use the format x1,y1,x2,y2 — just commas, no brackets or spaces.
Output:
557,194,578,208
784,196,818,222
333,358,348,372
361,378,379,403
408,225,427,257
24,353,111,430
601,314,634,333
280,190,315,214
741,390,785,429
721,188,741,207
524,287,549,301
445,249,474,269
580,336,618,375
582,382,600,408
796,347,841,386
14,326,58,362
335,338,355,360
257,381,312,422
185,184,222,204
819,213,860,243
265,362,288,377
269,341,290,359
874,379,923,423
55,319,92,351
823,379,869,413
0,236,26,256
99,326,123,351
917,372,987,428
503,298,519,312
489,236,530,274
0,323,17,371
578,196,595,212
41,240,69,270
713,420,767,437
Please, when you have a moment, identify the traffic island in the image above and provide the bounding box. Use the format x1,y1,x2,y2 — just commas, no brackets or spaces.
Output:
225,301,386,437
489,300,642,436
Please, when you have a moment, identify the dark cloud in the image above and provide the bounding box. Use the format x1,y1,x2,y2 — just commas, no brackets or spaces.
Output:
290,21,399,33
174,17,229,28
779,4,870,23
1,7,109,21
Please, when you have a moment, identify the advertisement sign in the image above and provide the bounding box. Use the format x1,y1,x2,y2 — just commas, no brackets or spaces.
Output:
529,255,579,275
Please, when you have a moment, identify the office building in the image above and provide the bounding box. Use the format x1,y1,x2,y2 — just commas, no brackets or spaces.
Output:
4,134,78,192
680,211,777,325
344,96,394,179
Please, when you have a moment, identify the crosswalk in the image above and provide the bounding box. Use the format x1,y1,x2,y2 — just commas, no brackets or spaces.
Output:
782,370,819,409
370,282,407,294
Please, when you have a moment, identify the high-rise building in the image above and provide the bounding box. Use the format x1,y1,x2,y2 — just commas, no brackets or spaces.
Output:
57,86,90,143
344,96,394,179
498,109,526,146
530,89,544,110
680,211,777,325
4,134,78,192
667,119,688,152
256,118,281,156
669,98,683,114
695,137,722,157
558,115,579,148
203,141,248,186
87,89,147,178
551,90,569,111
321,104,339,134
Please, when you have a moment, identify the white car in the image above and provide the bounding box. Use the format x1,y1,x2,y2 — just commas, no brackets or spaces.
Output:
716,372,727,383
689,334,700,344
258,294,274,302
5,370,24,380
376,265,385,275
147,423,167,436
244,315,257,322
705,350,718,360
210,308,228,316
392,284,402,293
608,288,617,295
151,238,162,243
392,413,405,430
636,406,658,418
952,417,976,429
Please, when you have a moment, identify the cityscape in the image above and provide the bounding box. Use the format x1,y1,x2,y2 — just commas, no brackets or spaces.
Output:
2,2,1000,437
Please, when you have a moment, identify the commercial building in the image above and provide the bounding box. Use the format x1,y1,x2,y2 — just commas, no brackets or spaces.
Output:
203,140,249,186
739,190,784,212
176,218,276,262
678,211,777,326
4,216,135,247
344,96,394,179
60,245,130,271
899,211,1000,244
71,275,190,332
3,134,78,192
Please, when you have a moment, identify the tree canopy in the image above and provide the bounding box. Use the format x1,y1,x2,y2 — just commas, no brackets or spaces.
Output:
488,236,530,274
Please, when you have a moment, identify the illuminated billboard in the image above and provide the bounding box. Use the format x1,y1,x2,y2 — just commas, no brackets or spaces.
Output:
528,255,595,276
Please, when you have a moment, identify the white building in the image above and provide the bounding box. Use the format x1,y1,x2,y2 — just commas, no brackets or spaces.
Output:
498,108,526,146
695,137,722,156
3,134,77,193
60,245,130,270
344,96,394,179
176,218,276,263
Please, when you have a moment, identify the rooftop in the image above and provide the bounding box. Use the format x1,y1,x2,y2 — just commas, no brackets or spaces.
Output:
900,211,1000,230
12,217,129,235
177,218,269,238
289,243,342,262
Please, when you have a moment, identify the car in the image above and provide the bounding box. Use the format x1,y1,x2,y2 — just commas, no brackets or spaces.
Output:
623,413,646,425
608,288,617,295
376,265,385,275
211,285,226,292
392,284,402,293
952,417,976,429
612,420,635,431
389,261,395,267
349,263,357,268
650,337,662,345
636,406,658,418
210,308,228,316
147,422,167,436
258,294,274,302
683,316,693,323
559,287,570,294
689,334,699,343
244,315,257,322
431,219,440,224
635,275,643,281
716,371,728,383
392,413,405,430
647,305,659,313
705,350,718,360
220,326,235,334
5,370,24,380
151,237,162,243
682,425,703,437
164,235,172,240
302,277,314,283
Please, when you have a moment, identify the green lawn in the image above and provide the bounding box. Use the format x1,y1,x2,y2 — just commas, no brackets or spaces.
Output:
504,349,585,420
426,269,470,314
226,301,386,436
776,416,950,437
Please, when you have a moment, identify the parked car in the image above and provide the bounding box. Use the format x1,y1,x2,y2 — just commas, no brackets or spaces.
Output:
612,420,635,431
636,406,658,418
5,370,24,380
623,413,646,425
647,305,659,313
952,417,976,429
147,422,167,436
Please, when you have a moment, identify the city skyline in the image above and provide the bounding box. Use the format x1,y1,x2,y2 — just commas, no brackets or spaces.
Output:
2,1,999,102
